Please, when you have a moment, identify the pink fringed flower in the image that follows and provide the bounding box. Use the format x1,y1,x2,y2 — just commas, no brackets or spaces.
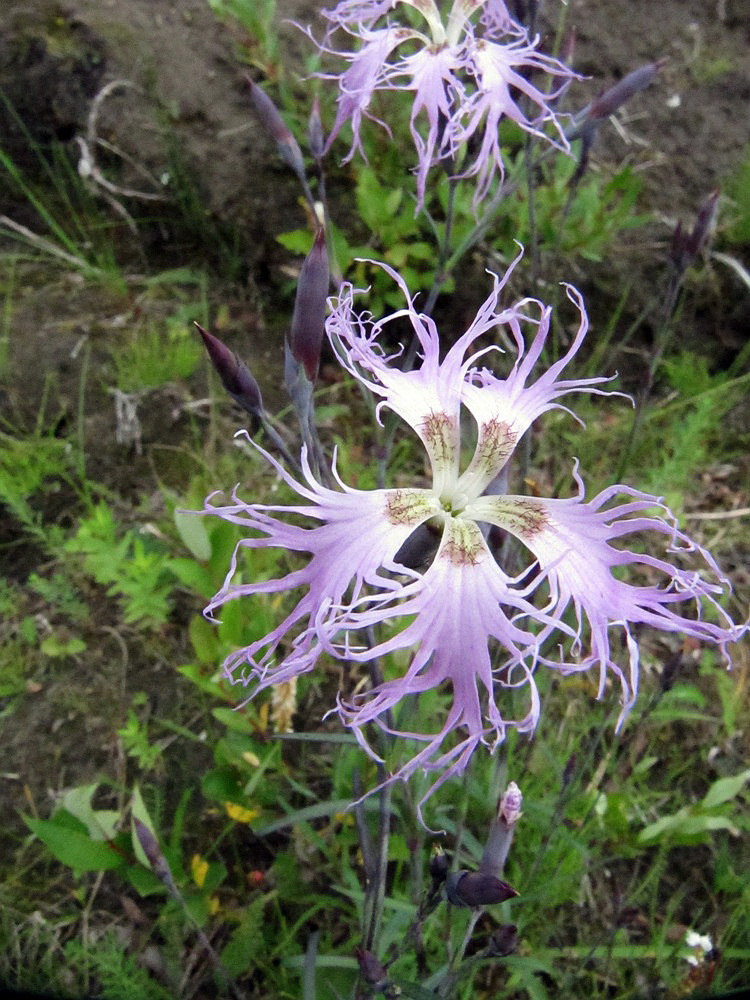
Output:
314,0,575,207
204,256,742,806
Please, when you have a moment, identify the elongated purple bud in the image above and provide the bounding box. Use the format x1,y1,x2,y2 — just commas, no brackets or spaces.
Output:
569,59,665,183
195,323,263,416
134,818,176,893
308,97,325,160
588,59,666,120
247,77,306,180
671,189,719,272
445,870,519,908
289,228,329,381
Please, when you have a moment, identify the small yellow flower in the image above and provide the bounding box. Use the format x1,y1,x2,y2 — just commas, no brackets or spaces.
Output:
191,854,209,888
225,802,261,824
208,896,221,916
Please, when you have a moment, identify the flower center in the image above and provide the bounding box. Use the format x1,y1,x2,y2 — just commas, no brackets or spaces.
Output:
440,490,470,515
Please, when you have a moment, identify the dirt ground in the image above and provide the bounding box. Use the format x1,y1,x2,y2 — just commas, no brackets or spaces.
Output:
3,0,749,244
1,0,748,424
1,0,749,983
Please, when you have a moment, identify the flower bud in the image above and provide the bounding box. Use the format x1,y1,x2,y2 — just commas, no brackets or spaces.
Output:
134,818,175,892
195,323,263,416
499,781,523,827
429,844,449,885
289,228,329,381
587,59,666,120
488,923,519,957
307,97,325,160
670,189,719,273
445,870,519,908
247,77,306,181
355,948,388,986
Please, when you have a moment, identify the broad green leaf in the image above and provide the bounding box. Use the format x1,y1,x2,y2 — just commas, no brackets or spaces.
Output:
189,615,220,664
178,662,226,697
168,557,215,596
62,783,119,841
201,860,228,895
702,769,750,809
174,509,212,561
124,864,163,897
212,706,256,734
24,815,124,872
202,766,245,804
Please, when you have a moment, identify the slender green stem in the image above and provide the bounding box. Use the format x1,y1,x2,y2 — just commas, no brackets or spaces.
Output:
615,270,685,481
360,635,395,957
437,909,482,998
422,174,459,318
259,412,300,471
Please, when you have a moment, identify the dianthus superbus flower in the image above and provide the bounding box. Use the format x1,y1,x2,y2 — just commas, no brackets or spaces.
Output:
204,255,742,806
313,0,574,208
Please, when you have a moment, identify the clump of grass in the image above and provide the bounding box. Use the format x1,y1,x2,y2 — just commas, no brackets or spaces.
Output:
0,136,124,286
110,320,202,394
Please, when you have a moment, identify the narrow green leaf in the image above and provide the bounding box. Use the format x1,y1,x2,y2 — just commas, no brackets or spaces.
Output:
638,808,690,844
254,798,386,837
130,785,159,869
670,814,739,837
